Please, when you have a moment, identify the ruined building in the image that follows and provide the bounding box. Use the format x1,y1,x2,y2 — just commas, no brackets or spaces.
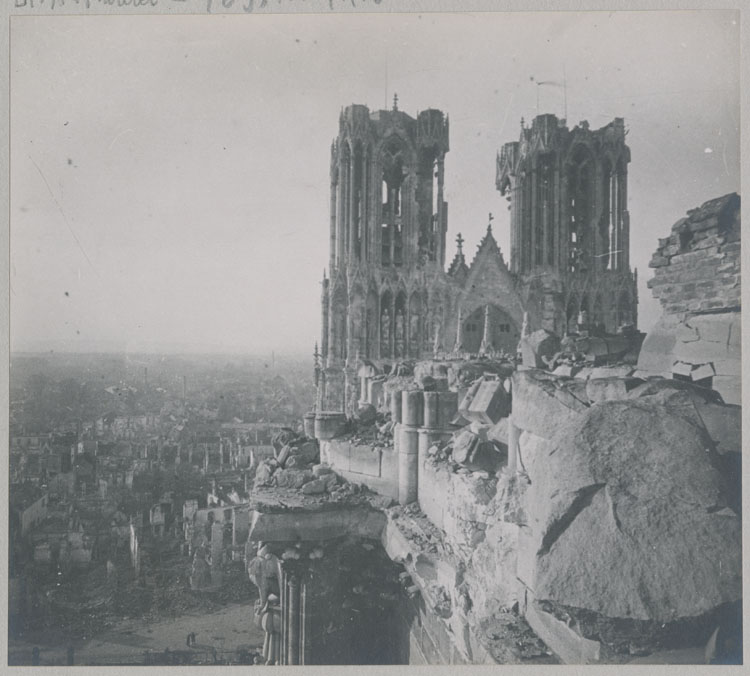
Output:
316,106,641,428
246,103,740,665
317,102,600,424
496,114,638,335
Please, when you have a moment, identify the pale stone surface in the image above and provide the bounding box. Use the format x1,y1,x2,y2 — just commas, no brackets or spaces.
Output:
464,379,510,424
585,377,629,403
637,312,741,404
511,370,588,439
349,444,382,476
524,391,741,622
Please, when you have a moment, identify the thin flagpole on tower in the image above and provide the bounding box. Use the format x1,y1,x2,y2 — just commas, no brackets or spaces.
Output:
384,57,388,110
563,63,568,121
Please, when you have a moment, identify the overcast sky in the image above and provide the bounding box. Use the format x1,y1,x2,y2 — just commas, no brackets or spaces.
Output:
10,11,740,355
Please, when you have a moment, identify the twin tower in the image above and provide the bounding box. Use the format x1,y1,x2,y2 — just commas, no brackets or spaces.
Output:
315,98,637,418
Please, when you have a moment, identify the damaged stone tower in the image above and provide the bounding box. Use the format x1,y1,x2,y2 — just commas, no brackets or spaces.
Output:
496,114,639,335
317,99,451,421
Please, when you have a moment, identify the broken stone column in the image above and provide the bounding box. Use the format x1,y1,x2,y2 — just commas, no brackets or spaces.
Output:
367,378,385,409
402,390,424,427
462,378,510,424
314,412,346,441
423,391,440,429
390,390,403,424
303,412,316,439
398,424,419,505
396,391,423,505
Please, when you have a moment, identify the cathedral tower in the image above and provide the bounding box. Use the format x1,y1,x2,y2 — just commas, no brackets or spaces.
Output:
318,98,450,414
496,114,638,334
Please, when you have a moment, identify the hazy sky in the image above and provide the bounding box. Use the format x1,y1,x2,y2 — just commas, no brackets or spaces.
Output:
10,11,740,354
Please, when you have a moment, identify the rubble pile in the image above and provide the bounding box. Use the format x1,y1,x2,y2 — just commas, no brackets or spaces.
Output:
254,430,329,492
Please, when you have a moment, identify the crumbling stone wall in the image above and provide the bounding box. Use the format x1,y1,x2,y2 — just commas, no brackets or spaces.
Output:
638,193,741,404
648,193,740,314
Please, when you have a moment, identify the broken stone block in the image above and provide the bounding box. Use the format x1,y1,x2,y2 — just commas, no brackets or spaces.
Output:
511,370,589,439
452,429,505,473
369,494,396,509
519,329,561,369
488,417,509,445
312,464,333,477
452,429,479,465
464,379,510,425
271,428,299,452
276,445,291,467
254,460,276,487
273,468,314,489
458,379,483,417
671,361,694,377
690,362,716,381
321,472,338,491
301,478,327,495
524,391,741,630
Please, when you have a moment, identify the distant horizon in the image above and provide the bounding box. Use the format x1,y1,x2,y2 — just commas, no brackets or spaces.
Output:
10,342,313,358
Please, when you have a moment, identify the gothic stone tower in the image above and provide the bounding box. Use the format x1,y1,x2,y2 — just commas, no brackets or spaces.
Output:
318,99,450,415
496,114,638,335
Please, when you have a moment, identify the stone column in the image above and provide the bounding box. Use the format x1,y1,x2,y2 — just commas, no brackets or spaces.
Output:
423,392,439,429
390,390,402,423
286,574,301,665
300,581,309,665
398,391,423,504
